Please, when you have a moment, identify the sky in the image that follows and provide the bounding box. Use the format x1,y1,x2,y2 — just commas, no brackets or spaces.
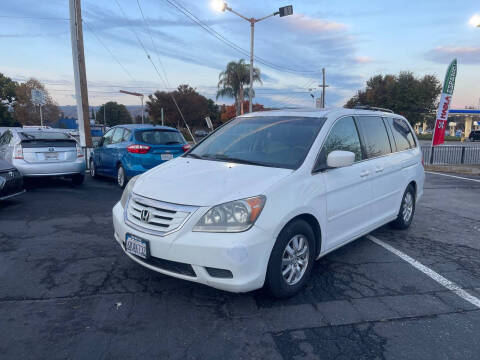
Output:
1,0,480,111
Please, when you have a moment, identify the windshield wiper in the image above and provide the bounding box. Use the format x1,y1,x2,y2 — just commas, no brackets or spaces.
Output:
185,153,203,159
202,154,274,167
164,141,181,145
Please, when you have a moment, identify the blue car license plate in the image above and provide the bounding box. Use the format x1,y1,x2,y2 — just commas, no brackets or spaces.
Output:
125,234,149,259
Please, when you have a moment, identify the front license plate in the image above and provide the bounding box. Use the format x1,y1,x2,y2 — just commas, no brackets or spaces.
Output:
125,234,149,259
161,153,173,161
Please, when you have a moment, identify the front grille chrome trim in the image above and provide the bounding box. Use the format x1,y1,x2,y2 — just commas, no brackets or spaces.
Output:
124,193,199,237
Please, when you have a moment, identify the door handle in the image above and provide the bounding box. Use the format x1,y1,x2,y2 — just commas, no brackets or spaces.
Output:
360,171,370,178
375,167,384,173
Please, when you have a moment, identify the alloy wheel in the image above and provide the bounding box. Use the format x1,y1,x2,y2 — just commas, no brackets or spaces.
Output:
402,192,414,223
281,234,309,285
117,167,125,187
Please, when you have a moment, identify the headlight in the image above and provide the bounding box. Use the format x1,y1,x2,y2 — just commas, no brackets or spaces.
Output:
193,196,266,232
120,175,140,208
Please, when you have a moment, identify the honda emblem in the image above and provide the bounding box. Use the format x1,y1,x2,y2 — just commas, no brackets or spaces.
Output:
140,209,150,223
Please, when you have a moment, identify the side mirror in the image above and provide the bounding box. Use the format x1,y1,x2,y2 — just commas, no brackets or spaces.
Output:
327,150,355,168
97,138,104,147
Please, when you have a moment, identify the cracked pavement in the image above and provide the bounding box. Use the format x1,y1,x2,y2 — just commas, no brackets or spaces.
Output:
1,173,480,359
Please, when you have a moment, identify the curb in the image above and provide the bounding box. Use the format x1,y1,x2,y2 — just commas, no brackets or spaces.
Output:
425,165,480,176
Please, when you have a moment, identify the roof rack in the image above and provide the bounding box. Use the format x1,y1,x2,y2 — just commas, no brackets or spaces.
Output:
354,105,394,113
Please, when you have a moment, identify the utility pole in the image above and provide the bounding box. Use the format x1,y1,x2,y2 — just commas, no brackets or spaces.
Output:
69,0,92,148
119,90,144,124
103,103,106,126
321,68,329,108
161,107,164,126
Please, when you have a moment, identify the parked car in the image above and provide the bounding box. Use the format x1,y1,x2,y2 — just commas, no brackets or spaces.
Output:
112,108,424,297
0,159,24,201
0,129,85,184
90,125,191,187
469,130,480,142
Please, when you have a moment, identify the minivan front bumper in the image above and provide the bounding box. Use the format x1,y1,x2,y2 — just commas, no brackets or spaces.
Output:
112,201,273,293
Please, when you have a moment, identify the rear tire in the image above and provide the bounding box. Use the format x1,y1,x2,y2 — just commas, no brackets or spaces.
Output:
265,219,315,298
71,173,85,186
390,185,415,229
117,164,126,188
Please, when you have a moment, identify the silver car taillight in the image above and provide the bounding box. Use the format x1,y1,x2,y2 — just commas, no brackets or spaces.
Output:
13,144,23,159
76,144,84,158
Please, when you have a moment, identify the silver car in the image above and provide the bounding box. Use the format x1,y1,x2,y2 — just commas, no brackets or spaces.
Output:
0,129,86,185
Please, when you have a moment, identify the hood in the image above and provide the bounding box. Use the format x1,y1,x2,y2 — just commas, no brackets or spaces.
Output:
133,156,293,206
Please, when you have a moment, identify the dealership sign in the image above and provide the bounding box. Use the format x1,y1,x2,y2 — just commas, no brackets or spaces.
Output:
432,59,457,146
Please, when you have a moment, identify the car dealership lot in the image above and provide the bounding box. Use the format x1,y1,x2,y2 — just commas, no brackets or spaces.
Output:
1,173,480,359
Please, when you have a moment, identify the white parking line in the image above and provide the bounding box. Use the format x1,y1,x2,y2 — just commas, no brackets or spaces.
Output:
425,171,480,183
367,235,480,309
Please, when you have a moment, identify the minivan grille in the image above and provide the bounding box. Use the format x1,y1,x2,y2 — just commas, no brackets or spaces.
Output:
125,194,198,235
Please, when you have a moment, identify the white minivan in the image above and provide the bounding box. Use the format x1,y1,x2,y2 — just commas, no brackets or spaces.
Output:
112,108,424,297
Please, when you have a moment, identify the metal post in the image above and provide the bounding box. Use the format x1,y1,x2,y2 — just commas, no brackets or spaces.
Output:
103,103,106,126
321,68,328,108
461,146,466,164
161,107,164,126
39,105,43,126
249,20,254,113
141,95,144,124
429,146,435,165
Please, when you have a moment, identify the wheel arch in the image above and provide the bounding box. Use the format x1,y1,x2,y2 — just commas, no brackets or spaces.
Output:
282,213,322,259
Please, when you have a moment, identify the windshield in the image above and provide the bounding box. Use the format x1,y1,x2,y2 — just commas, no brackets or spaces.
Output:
135,129,185,145
188,116,326,169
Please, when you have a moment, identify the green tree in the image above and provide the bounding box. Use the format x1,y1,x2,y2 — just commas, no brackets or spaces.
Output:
95,102,132,126
345,72,441,126
216,59,262,116
13,78,60,126
0,73,20,127
146,84,216,130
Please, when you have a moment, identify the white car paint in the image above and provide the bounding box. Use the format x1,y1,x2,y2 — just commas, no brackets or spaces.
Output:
112,108,425,292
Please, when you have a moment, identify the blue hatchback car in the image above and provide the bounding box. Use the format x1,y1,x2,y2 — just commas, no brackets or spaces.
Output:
89,125,190,187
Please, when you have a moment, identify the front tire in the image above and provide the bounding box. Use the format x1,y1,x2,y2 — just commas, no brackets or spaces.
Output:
390,185,415,229
117,164,126,188
265,219,315,298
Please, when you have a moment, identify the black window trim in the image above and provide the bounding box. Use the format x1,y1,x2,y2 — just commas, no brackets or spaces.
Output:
312,114,418,175
312,115,366,174
354,115,394,159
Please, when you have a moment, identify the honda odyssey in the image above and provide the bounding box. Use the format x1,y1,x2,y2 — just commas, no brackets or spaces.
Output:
112,108,424,297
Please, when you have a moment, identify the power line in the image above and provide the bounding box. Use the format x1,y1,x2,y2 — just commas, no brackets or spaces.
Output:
113,0,195,141
164,0,320,75
83,20,139,85
0,15,69,21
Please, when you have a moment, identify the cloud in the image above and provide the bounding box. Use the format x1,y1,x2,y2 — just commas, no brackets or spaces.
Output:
426,46,480,64
284,14,347,33
353,56,374,64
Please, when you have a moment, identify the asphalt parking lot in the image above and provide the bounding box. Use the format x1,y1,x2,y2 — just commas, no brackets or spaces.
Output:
1,172,480,359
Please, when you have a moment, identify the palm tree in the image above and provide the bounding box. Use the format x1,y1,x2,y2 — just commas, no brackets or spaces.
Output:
216,59,262,116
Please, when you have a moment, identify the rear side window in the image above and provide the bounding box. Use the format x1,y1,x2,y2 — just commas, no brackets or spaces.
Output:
356,116,392,158
386,118,416,151
122,129,131,142
112,128,125,144
103,128,115,145
317,116,363,168
135,130,184,145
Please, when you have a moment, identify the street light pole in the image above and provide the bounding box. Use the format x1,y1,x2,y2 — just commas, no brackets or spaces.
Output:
213,2,293,113
119,90,145,124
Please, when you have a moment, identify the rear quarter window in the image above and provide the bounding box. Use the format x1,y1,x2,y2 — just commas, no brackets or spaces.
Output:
386,118,416,151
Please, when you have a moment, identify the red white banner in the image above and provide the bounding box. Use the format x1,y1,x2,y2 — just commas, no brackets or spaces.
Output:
432,93,451,146
432,59,457,146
